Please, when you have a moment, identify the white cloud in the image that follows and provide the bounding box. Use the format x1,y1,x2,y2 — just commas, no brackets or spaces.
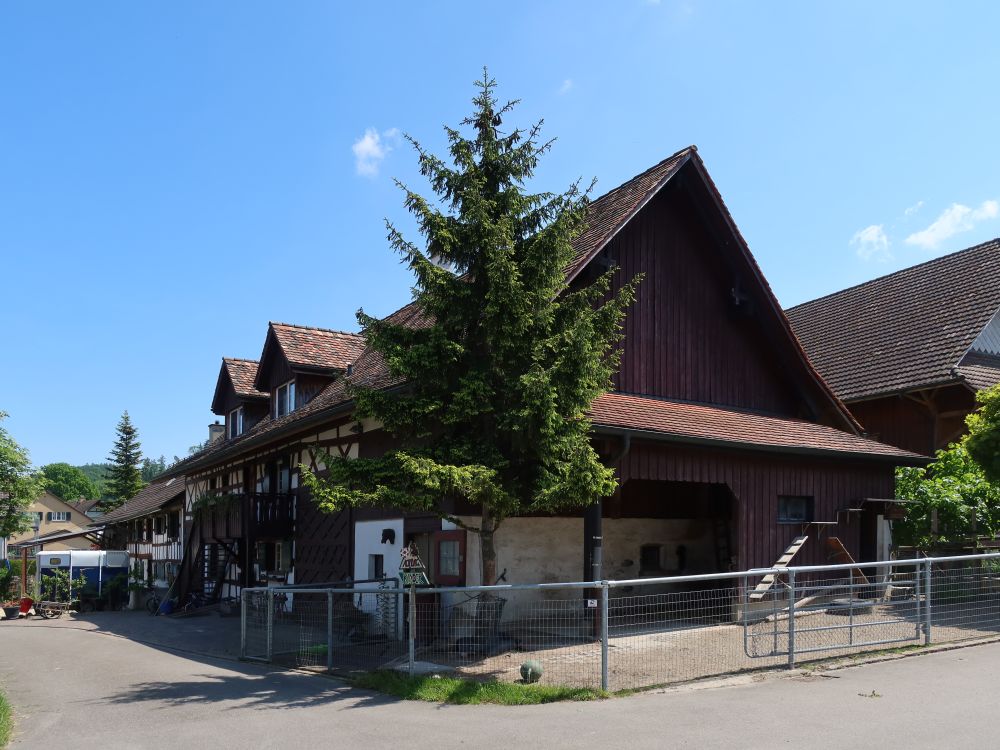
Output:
905,200,999,250
352,127,400,177
903,200,924,217
558,79,573,95
851,224,891,262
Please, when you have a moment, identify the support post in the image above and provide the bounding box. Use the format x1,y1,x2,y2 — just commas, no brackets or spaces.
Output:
924,559,932,645
787,570,796,669
266,588,274,662
21,547,28,598
408,583,416,676
240,590,247,659
327,590,334,672
583,500,603,583
600,583,609,692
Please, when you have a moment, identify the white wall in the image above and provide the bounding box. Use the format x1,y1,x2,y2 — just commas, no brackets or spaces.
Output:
354,518,403,584
457,515,717,611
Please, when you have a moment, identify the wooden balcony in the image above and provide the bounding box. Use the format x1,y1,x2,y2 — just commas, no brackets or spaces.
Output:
248,493,294,539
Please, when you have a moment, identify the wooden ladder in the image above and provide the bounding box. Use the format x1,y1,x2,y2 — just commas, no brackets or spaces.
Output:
748,535,809,601
825,537,870,585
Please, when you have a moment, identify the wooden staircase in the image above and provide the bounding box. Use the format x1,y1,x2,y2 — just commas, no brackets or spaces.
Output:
174,515,204,604
748,536,808,601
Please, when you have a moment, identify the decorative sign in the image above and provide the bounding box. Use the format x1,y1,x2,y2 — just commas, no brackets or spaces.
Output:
399,542,429,587
399,541,426,571
399,570,430,586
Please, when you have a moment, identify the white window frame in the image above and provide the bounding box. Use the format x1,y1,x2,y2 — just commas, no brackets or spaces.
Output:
228,407,244,439
46,511,71,523
275,380,296,418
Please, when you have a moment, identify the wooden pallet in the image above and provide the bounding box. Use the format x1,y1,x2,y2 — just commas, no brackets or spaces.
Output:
748,536,809,601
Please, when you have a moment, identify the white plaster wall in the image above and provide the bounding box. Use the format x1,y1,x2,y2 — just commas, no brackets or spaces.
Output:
353,519,404,630
456,515,717,612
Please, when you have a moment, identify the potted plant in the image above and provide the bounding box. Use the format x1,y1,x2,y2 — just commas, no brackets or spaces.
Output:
127,561,146,611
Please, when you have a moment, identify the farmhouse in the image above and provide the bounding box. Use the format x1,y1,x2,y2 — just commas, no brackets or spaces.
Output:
786,239,1000,456
166,146,923,606
97,477,186,590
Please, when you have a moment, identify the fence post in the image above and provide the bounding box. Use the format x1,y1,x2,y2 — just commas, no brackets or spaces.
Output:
327,590,334,672
600,583,609,692
924,559,933,645
407,583,416,677
240,590,247,659
266,588,274,662
913,560,921,642
787,569,796,669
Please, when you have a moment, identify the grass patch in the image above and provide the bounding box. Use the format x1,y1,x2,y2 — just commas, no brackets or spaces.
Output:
0,690,12,748
352,670,608,705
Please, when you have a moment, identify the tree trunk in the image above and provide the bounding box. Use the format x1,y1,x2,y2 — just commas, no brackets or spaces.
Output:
480,504,497,589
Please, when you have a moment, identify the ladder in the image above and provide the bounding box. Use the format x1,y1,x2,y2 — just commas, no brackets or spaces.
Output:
748,536,809,601
825,537,870,585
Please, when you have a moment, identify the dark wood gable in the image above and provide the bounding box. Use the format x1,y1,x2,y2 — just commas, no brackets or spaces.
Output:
579,155,859,432
254,327,296,395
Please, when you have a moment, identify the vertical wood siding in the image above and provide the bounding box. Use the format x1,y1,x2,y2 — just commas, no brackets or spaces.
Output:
607,187,801,416
621,441,895,570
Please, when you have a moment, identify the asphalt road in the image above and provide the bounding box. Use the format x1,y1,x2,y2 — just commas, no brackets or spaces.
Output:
1,620,996,749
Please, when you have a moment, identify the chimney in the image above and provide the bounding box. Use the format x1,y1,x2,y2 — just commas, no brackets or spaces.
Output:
208,420,225,445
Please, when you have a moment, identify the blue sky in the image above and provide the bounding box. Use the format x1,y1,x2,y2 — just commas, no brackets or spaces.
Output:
2,2,999,467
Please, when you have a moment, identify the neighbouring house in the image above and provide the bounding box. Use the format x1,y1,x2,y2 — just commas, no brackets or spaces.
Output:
166,146,923,609
71,498,103,522
96,477,186,591
7,490,97,552
786,239,1000,457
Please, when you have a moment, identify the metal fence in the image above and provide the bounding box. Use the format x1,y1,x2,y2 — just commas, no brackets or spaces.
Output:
241,552,1000,691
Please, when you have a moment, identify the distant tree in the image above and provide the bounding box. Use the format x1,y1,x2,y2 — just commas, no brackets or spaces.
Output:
0,412,46,538
302,73,640,584
140,455,168,482
965,385,1000,485
75,463,110,498
41,462,99,502
103,411,144,510
188,439,208,456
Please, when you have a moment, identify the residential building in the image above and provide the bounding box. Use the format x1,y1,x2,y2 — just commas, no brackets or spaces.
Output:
167,146,923,606
7,490,95,551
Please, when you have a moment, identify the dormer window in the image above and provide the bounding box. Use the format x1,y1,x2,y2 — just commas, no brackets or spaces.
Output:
228,407,244,439
275,380,296,418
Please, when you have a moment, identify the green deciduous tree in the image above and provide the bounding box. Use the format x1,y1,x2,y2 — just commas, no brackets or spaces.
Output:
41,462,99,502
303,72,640,584
895,441,1000,550
0,412,46,539
965,384,1000,485
103,411,144,511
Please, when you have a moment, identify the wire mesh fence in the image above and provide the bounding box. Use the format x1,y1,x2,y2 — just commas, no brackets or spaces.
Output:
241,552,1000,691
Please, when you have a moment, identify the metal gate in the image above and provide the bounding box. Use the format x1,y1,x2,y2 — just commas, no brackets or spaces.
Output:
744,559,927,662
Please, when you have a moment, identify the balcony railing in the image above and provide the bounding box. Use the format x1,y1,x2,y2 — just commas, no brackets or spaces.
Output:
248,493,295,537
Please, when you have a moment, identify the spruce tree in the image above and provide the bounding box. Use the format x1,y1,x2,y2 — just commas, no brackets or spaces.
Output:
103,411,144,510
303,72,640,584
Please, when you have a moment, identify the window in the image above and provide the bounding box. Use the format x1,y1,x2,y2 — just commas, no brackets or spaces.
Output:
228,407,244,439
640,544,662,573
46,511,71,523
368,554,385,580
438,541,460,577
275,380,296,418
154,515,165,536
167,511,180,540
778,496,814,524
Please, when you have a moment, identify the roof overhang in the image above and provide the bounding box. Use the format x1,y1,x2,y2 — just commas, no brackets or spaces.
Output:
592,424,929,466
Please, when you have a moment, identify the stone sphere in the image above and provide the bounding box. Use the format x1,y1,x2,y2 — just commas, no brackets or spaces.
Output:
520,659,543,683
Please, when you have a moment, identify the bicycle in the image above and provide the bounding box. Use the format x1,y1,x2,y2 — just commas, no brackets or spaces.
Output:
146,590,163,615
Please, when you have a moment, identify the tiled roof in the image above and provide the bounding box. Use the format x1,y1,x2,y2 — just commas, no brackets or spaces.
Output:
96,477,186,526
70,498,100,514
589,393,924,462
172,146,906,475
224,358,268,399
270,322,367,372
786,239,1000,401
956,351,1000,391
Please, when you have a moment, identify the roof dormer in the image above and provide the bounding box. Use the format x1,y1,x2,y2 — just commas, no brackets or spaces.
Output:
211,358,270,439
254,322,366,415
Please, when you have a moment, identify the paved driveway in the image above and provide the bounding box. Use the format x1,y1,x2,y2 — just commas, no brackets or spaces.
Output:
0,615,994,749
